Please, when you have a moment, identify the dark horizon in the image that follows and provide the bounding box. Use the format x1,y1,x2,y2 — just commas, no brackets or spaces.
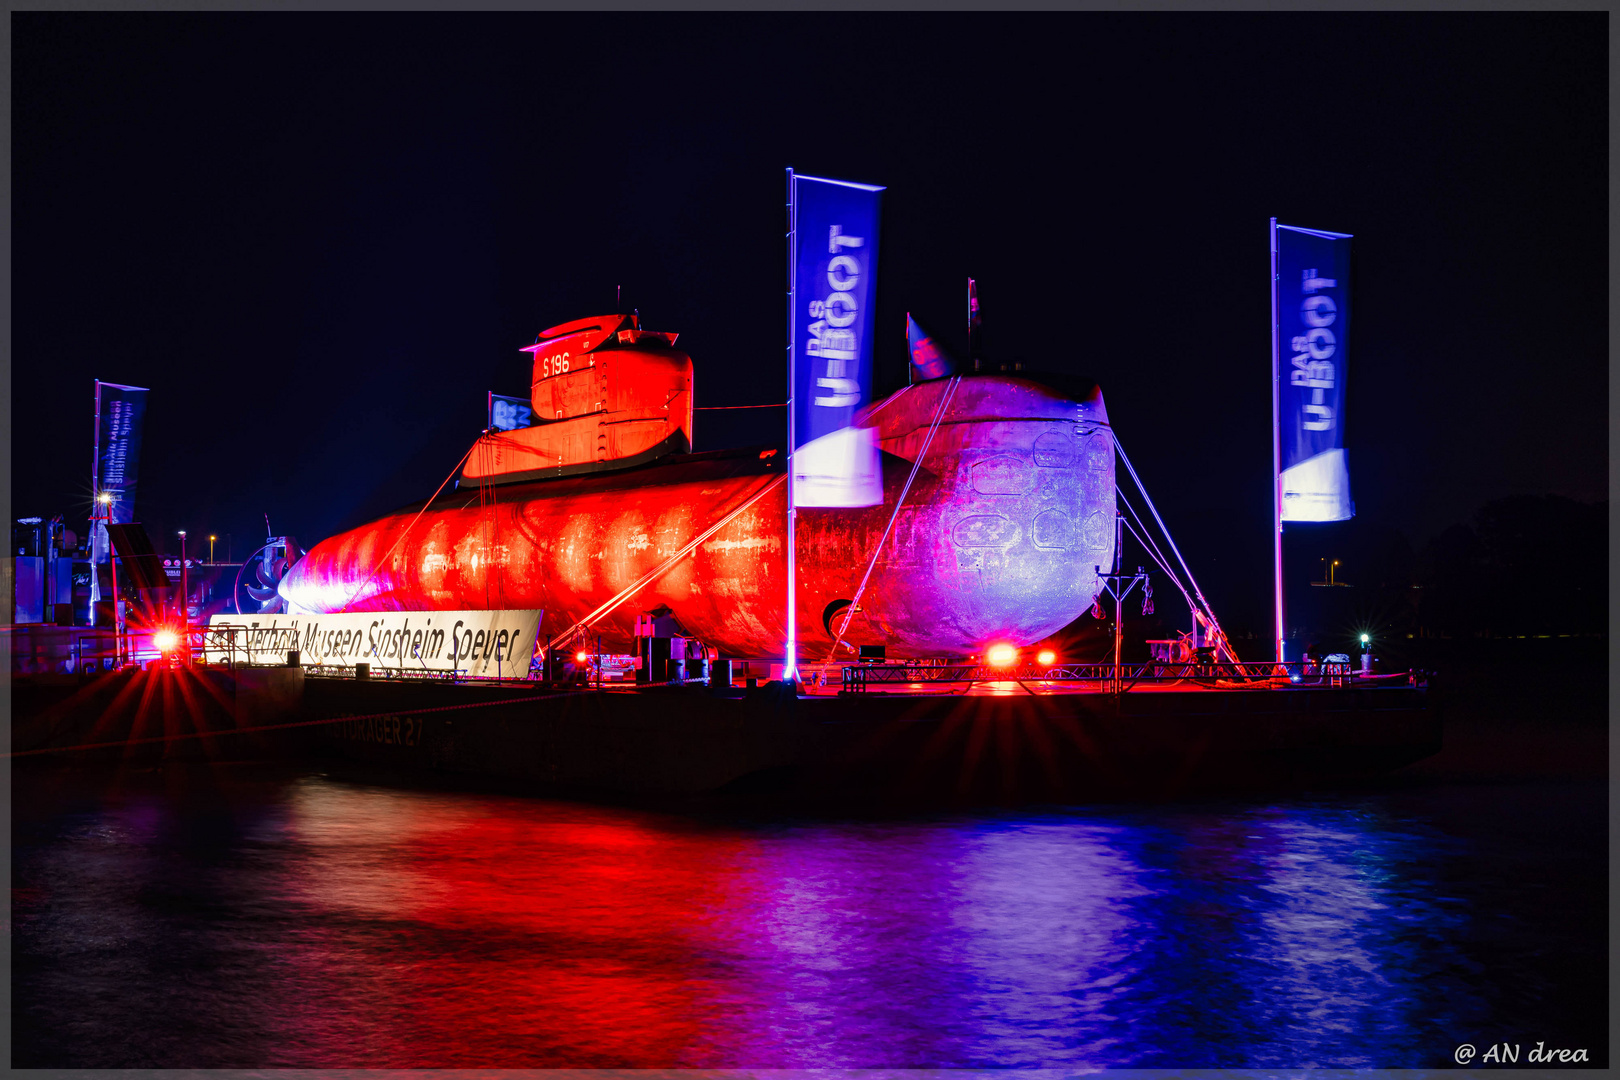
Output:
12,13,1607,640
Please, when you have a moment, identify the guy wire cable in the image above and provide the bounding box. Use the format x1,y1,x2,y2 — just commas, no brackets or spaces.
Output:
1116,484,1177,581
1116,486,1196,612
343,425,538,612
1117,510,1194,612
826,375,961,662
337,438,480,609
1112,432,1226,638
1115,485,1232,660
1118,482,1236,663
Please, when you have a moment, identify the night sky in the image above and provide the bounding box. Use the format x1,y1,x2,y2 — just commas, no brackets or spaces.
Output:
13,14,1607,636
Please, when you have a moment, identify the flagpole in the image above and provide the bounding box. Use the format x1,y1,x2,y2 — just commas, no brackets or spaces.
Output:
1270,217,1285,664
90,380,103,625
784,168,798,685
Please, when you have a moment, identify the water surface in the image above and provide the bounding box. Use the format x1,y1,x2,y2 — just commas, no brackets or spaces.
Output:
12,762,1606,1068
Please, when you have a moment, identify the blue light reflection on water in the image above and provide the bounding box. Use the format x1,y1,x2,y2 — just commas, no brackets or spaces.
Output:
686,809,1479,1068
12,767,1602,1068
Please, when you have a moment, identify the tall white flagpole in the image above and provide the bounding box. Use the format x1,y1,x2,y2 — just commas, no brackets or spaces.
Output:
1270,217,1285,664
784,168,798,685
90,380,103,622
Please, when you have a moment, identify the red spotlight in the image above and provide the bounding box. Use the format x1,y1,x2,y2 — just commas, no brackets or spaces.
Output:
1037,649,1056,666
575,651,589,663
153,629,180,653
986,643,1017,667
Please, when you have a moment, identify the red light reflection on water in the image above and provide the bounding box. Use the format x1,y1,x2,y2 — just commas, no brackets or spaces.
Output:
273,788,765,1065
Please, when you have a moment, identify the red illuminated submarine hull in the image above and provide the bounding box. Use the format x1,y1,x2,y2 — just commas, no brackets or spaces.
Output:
280,374,1116,660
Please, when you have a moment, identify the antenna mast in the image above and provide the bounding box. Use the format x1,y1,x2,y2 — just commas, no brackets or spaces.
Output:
967,277,982,371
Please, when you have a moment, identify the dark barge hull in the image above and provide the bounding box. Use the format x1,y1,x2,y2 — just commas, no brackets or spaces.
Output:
14,669,1437,803
308,675,1438,802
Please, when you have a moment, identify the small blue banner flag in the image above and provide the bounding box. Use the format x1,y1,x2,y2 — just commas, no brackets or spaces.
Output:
1275,223,1354,523
90,380,150,566
488,392,533,431
789,171,885,508
906,313,954,381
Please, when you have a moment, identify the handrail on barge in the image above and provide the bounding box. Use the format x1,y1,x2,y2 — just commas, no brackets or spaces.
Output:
840,659,1424,694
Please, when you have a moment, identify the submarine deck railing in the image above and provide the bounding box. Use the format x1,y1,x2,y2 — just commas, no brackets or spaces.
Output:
840,660,1420,694
108,627,1420,696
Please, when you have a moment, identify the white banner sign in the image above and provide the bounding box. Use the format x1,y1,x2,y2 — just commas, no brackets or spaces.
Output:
206,610,543,677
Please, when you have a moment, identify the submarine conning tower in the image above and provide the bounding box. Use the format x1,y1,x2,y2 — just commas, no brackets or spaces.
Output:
460,313,695,486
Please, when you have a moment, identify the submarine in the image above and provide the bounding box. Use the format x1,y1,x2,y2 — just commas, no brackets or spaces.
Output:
19,313,1435,803
277,312,1117,660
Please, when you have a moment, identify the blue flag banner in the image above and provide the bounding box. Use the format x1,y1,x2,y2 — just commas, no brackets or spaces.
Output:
1275,223,1353,523
789,172,884,508
488,392,534,431
906,313,954,381
90,381,150,566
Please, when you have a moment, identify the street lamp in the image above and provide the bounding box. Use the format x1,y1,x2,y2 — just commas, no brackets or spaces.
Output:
93,491,120,660
208,535,216,563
